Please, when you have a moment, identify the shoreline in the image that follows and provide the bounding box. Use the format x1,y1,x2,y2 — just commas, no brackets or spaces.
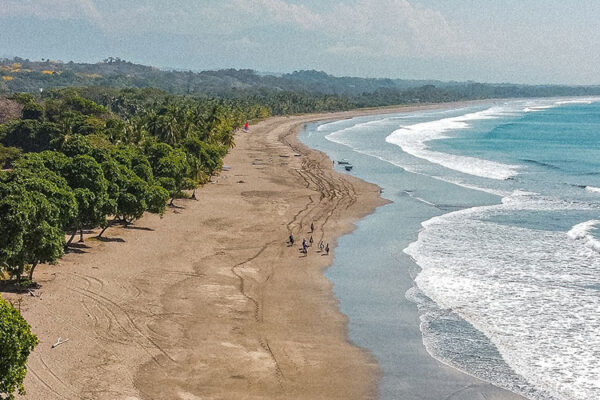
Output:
4,102,521,399
298,107,528,400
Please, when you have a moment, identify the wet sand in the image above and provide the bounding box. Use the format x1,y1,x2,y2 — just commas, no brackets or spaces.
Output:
4,105,524,399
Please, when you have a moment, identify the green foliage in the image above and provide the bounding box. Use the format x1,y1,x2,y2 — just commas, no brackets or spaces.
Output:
2,167,78,232
200,142,226,176
0,182,64,281
9,93,36,106
0,86,249,280
13,151,70,174
21,102,44,121
62,155,113,232
149,144,190,201
180,137,208,185
131,158,153,183
46,90,107,117
146,185,169,215
0,296,38,399
3,58,600,112
0,187,28,273
0,145,20,168
101,159,148,222
60,134,92,157
0,120,61,153
105,118,127,143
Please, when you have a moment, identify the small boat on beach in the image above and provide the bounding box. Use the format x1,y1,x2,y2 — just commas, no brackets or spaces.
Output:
337,159,350,165
344,165,353,171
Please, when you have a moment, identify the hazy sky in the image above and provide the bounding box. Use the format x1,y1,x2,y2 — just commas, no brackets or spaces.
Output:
1,0,599,84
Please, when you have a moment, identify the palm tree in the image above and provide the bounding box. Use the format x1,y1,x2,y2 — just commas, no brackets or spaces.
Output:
147,111,179,146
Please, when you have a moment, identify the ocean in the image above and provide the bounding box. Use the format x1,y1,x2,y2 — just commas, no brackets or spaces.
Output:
299,98,600,400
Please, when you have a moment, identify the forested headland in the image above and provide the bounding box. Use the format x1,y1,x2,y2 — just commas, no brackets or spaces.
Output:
3,57,600,112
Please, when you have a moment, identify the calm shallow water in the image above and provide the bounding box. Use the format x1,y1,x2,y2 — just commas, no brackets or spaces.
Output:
299,98,600,400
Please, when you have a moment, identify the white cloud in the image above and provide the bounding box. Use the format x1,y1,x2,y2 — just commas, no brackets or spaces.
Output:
229,0,473,58
331,0,474,58
0,0,472,60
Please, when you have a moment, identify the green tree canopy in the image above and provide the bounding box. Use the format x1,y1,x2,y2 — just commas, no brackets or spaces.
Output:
0,145,20,169
0,182,64,281
149,145,191,203
0,296,38,399
62,155,114,240
2,167,78,232
200,142,226,176
60,134,93,157
0,120,61,153
21,102,44,121
180,137,208,186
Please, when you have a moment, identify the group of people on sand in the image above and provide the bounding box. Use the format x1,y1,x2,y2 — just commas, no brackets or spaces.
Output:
288,222,329,256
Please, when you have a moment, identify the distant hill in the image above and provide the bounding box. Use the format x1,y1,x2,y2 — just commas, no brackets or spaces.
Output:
2,57,600,106
0,57,441,96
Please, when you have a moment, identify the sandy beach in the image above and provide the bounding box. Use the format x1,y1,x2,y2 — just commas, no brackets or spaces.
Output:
3,105,523,399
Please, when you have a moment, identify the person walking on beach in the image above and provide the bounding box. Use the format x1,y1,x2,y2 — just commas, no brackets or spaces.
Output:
244,121,249,131
289,234,294,246
319,240,324,252
310,222,314,233
309,235,313,246
325,243,329,255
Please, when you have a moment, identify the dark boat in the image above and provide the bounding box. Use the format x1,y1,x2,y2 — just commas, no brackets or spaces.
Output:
344,165,353,171
338,159,350,165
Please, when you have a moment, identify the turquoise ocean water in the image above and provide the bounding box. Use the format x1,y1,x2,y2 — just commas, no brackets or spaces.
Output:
299,98,600,400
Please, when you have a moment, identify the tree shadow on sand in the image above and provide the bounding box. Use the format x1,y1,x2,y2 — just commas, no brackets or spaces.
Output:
65,247,88,254
0,281,41,294
124,225,154,232
95,237,125,243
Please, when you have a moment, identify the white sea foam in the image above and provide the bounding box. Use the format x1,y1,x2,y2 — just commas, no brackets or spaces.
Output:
585,185,600,194
556,99,596,105
402,190,437,206
524,97,600,111
318,115,398,133
324,124,511,198
406,192,600,400
317,119,350,132
325,117,396,142
443,178,511,197
385,106,520,180
311,99,600,399
315,98,600,399
567,220,600,253
325,130,510,197
524,105,555,112
383,98,600,180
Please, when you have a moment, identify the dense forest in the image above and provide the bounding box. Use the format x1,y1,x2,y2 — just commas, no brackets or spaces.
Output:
0,88,271,285
2,57,600,109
